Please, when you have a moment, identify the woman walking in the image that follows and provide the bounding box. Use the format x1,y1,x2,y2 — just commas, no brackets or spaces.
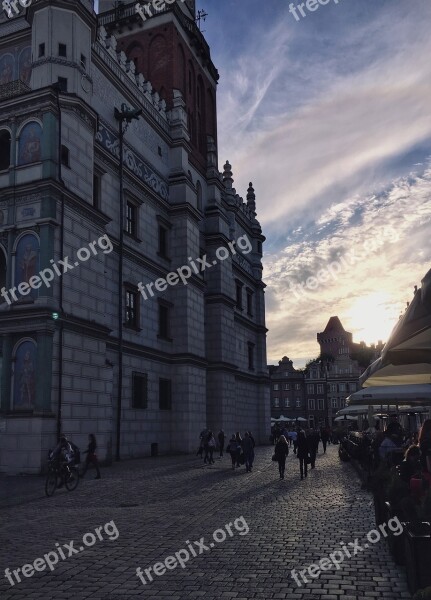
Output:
228,434,237,470
274,434,289,479
296,429,309,480
82,434,101,479
235,432,243,468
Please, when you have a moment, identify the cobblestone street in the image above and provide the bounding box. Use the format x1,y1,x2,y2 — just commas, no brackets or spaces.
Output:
0,445,411,600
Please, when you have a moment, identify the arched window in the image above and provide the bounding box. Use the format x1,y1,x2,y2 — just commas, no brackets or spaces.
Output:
0,129,11,170
18,121,43,166
0,246,7,300
12,338,37,410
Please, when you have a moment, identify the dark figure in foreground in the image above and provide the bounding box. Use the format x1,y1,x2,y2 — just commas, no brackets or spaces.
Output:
419,419,431,473
296,429,309,480
274,434,289,479
82,434,101,479
308,429,320,469
242,432,254,473
218,429,225,457
227,434,237,470
320,428,329,453
397,445,421,483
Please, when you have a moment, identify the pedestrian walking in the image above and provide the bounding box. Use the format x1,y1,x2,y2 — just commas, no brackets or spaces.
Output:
235,432,243,468
227,434,237,470
248,431,255,468
218,429,225,458
308,429,319,468
296,429,309,480
320,427,329,454
207,431,216,464
291,429,298,454
274,434,289,479
242,432,254,472
82,434,101,479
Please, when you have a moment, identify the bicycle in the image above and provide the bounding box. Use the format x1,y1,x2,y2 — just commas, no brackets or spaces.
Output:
45,456,80,497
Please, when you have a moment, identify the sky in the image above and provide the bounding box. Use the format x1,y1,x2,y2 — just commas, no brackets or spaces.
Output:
197,0,431,367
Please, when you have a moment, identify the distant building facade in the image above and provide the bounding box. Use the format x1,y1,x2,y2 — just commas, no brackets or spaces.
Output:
269,317,383,428
0,0,270,474
269,357,306,422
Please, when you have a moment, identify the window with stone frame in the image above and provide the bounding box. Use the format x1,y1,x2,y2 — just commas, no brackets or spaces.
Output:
132,373,148,409
159,378,172,410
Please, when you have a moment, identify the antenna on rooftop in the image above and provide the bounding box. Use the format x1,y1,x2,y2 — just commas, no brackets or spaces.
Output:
196,9,208,32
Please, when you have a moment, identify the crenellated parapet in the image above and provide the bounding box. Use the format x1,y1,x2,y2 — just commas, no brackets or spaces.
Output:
95,25,168,120
222,161,260,225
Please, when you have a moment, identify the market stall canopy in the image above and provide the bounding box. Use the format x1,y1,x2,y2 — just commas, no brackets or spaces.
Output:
296,417,307,422
360,269,431,387
346,384,431,406
334,415,357,421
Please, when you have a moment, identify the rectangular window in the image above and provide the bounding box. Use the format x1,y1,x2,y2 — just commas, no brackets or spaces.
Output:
126,201,137,237
318,398,324,411
38,43,45,58
247,342,255,370
308,398,315,411
295,383,301,390
132,373,147,409
236,281,243,310
57,77,68,92
274,397,279,408
273,384,279,391
159,378,172,410
158,303,170,340
339,383,346,392
284,398,290,408
125,288,139,328
246,290,253,316
331,398,338,409
283,383,290,391
158,225,168,258
350,383,356,392
58,43,67,57
330,383,337,392
317,384,324,394
93,173,101,209
296,398,301,408
307,384,314,394
60,145,69,168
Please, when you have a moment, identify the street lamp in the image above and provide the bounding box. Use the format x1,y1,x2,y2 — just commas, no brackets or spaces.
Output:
114,104,142,462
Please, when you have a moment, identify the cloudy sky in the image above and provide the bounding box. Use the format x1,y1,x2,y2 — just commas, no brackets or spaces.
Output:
198,0,431,366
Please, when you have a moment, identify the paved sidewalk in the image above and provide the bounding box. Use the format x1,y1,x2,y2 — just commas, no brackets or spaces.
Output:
0,445,411,599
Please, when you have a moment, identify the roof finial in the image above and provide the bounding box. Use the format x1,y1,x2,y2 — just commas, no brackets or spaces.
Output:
247,181,256,214
223,160,233,190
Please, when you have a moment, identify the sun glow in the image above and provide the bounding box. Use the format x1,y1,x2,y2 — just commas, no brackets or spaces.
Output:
345,292,399,346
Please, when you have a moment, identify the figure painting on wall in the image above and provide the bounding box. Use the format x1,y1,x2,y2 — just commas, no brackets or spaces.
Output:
0,53,14,85
18,47,31,85
13,340,36,409
14,233,39,299
18,122,42,165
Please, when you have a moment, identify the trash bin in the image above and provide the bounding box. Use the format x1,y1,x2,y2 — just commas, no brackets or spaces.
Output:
151,443,158,457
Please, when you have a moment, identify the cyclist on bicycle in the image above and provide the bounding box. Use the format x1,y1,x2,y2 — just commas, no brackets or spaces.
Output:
49,436,75,487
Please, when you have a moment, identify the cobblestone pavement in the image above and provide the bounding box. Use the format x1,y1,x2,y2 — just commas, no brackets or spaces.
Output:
0,444,411,600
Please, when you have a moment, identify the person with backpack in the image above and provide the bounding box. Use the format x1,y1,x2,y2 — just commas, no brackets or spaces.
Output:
82,433,101,479
274,434,289,479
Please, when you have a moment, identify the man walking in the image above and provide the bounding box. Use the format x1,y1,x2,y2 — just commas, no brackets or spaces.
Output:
218,429,225,458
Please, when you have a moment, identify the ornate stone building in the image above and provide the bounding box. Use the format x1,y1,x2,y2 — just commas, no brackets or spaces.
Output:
0,0,270,473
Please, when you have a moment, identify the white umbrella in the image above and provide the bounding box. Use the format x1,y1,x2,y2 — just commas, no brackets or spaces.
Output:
360,358,431,387
296,417,307,422
347,384,431,406
278,415,290,422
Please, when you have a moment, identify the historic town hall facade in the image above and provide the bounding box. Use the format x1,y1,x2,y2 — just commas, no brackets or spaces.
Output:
0,0,270,473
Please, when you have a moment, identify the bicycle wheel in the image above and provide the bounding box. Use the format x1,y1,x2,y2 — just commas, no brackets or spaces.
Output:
45,470,58,497
65,466,80,491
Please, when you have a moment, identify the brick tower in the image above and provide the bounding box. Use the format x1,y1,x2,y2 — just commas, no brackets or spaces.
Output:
99,0,217,174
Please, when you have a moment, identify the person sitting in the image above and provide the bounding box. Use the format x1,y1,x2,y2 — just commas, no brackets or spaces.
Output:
397,445,421,483
419,419,431,473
